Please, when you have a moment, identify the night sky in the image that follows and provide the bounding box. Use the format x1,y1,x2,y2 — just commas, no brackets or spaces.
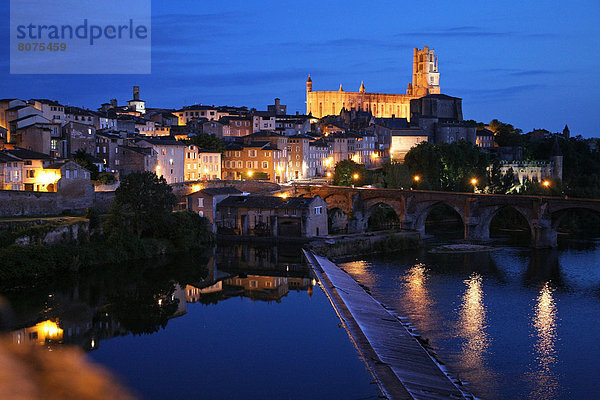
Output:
1,0,598,137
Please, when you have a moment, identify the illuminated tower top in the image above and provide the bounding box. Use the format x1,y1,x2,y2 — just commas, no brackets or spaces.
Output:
412,46,440,97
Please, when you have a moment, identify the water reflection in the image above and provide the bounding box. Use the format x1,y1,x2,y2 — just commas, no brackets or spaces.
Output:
456,274,494,388
2,244,313,351
528,282,560,400
339,260,377,289
401,264,436,330
525,250,563,287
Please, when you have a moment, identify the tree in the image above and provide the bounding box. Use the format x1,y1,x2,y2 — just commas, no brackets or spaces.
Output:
333,160,368,186
489,119,522,147
437,141,489,192
73,149,99,180
404,141,489,191
487,159,504,194
188,134,226,154
109,171,177,238
381,162,413,189
403,142,443,190
501,167,516,193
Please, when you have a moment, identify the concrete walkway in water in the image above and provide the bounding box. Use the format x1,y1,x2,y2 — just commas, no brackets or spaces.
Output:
304,250,470,400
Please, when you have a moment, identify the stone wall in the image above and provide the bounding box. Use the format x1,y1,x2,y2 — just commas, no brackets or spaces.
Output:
172,180,281,198
0,186,115,217
93,191,116,212
13,220,89,246
0,191,59,217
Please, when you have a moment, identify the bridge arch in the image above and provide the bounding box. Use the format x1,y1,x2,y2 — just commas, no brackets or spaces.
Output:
328,207,349,234
478,205,534,243
412,201,466,237
323,193,353,215
551,206,600,237
365,202,401,231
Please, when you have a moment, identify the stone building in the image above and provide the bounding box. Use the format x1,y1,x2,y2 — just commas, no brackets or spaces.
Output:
187,186,244,232
476,129,495,148
116,145,157,177
287,134,311,180
307,138,330,178
389,128,428,163
184,144,222,181
222,141,285,183
136,137,186,184
410,94,476,145
215,195,328,238
63,121,96,157
220,116,253,139
306,46,440,118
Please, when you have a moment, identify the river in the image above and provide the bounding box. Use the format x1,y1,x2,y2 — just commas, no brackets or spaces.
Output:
3,240,599,399
1,245,380,400
340,240,600,399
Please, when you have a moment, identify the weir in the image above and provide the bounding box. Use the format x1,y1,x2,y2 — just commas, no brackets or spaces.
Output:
304,250,469,400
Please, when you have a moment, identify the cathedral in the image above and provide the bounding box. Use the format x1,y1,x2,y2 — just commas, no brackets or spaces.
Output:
306,46,440,120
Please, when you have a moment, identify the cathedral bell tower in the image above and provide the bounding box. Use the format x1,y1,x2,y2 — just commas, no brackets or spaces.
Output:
411,46,440,97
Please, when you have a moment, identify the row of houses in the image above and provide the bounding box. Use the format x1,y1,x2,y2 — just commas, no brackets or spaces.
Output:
1,85,503,188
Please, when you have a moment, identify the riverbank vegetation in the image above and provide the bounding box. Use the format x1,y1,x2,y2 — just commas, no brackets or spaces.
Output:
0,172,214,284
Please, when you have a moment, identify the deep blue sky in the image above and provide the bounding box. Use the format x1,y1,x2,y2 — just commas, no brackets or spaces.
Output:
2,0,598,137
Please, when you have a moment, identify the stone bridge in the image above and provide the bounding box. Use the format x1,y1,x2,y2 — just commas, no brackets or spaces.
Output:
282,185,600,248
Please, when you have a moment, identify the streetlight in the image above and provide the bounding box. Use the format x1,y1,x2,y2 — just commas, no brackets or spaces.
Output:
247,171,253,178
542,180,550,187
471,178,478,186
413,175,420,182
353,173,359,180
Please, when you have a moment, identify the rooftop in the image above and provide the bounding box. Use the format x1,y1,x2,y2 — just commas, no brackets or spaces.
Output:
217,195,317,210
199,187,243,196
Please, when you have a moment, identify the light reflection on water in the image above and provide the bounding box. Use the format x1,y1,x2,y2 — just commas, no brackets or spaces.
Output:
455,273,495,389
340,243,600,400
528,282,559,400
401,264,436,330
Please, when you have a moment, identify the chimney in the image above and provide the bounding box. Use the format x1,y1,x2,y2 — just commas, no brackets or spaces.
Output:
110,99,117,108
274,98,280,106
133,86,140,101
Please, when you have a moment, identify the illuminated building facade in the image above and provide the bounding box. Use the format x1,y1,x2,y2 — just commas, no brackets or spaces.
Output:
306,46,440,119
184,144,222,181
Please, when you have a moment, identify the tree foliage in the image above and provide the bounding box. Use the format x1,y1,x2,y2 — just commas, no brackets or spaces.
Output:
73,149,99,180
380,162,413,189
404,141,489,192
489,119,523,147
332,160,368,186
108,171,177,238
525,136,600,198
188,134,226,154
403,142,443,190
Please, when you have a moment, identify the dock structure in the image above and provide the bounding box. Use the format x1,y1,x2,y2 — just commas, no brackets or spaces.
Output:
304,250,469,400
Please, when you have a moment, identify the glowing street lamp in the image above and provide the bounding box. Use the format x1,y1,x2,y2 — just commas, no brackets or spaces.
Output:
326,172,332,177
247,171,253,178
543,180,551,187
413,175,420,182
353,173,359,180
471,178,478,186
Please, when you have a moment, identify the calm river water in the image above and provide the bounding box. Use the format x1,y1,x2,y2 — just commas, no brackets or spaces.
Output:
1,245,380,400
340,240,600,400
3,240,599,399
